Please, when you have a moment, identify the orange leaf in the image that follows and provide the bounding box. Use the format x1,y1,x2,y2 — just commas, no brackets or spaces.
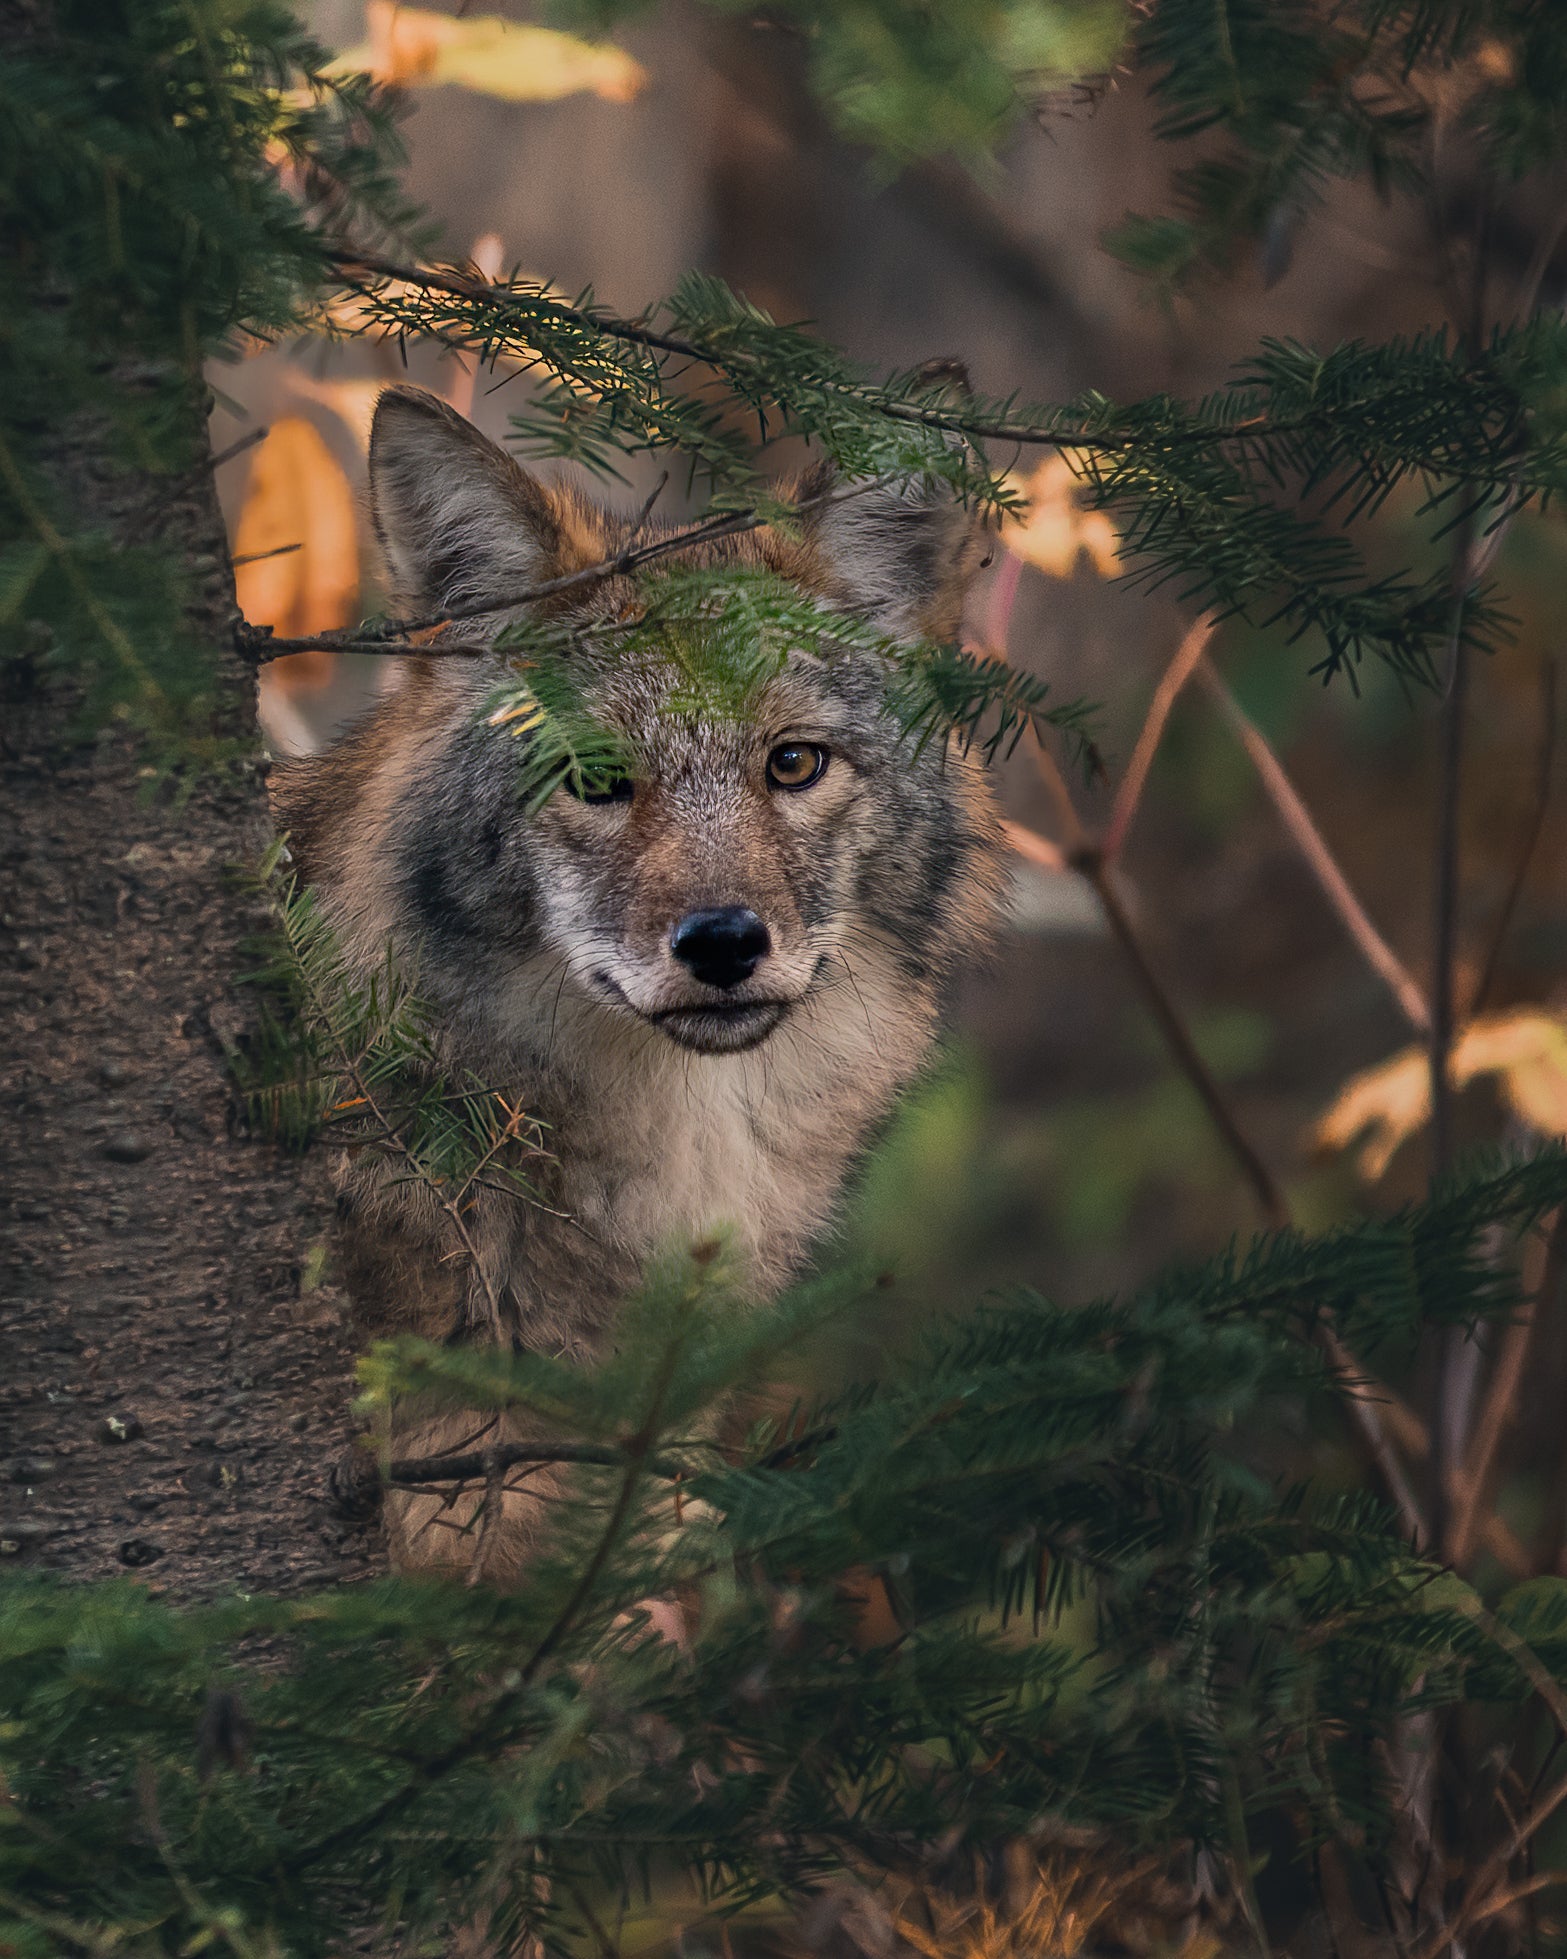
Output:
232,417,360,664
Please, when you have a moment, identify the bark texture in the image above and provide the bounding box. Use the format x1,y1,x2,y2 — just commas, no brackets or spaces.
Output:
0,375,376,1596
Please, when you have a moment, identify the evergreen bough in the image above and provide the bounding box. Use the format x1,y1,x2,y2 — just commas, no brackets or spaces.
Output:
8,1,1567,1953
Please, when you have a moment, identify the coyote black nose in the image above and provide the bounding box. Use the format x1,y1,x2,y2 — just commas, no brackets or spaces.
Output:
669,907,770,990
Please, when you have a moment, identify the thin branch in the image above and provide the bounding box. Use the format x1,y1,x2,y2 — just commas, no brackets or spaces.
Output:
518,1326,687,1686
1317,1323,1429,1544
1447,1207,1566,1569
232,541,302,569
1471,658,1557,1016
1356,1373,1530,1574
328,249,1381,459
466,1446,509,1588
1195,659,1432,1039
234,480,877,663
626,469,671,545
1409,1596,1567,1959
1002,817,1067,873
1102,614,1215,861
1008,679,1438,1546
208,426,268,473
1431,518,1479,1185
1029,733,1290,1231
1083,841,1292,1232
288,942,507,1332
388,1438,687,1487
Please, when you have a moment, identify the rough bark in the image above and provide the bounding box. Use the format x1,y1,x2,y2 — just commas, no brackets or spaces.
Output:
0,374,376,1597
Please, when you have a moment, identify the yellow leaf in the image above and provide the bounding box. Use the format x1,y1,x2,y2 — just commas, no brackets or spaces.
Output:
1313,1009,1567,1181
1459,1010,1567,1136
232,417,359,668
1003,454,1119,581
1313,1044,1430,1182
334,3,646,104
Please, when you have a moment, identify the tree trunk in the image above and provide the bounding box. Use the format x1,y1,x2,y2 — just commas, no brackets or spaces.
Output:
0,371,375,1596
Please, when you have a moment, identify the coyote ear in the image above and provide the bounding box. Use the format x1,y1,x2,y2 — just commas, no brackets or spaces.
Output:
793,460,986,643
368,386,567,613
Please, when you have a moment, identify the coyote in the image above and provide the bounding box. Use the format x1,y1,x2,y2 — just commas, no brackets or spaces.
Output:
271,386,1003,1578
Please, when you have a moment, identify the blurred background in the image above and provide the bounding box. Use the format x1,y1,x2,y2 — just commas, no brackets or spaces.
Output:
221,0,1567,1348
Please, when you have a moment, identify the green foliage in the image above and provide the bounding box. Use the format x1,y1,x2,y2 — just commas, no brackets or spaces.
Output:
237,847,549,1203
341,258,1567,687
14,1,1567,1951
6,1155,1567,1953
1115,0,1567,292
475,564,1097,810
0,0,415,752
550,0,1128,164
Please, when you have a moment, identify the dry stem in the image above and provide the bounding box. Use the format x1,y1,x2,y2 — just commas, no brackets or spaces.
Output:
1195,662,1432,1039
1102,615,1214,860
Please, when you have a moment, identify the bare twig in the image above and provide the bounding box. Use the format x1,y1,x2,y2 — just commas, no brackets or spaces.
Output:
1196,660,1432,1039
231,541,302,569
234,479,878,663
1004,656,1445,1548
1353,1374,1529,1574
1082,841,1291,1233
1317,1323,1429,1544
388,1438,687,1486
208,426,268,474
1448,1208,1566,1569
518,1332,686,1685
1002,817,1067,873
1431,210,1494,1191
1471,658,1557,1016
626,469,670,546
1408,1596,1567,1959
466,1446,509,1588
236,505,778,661
1029,735,1291,1231
1430,520,1478,1189
1102,615,1215,861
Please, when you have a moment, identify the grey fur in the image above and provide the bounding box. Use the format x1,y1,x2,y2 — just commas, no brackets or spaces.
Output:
271,387,1004,1579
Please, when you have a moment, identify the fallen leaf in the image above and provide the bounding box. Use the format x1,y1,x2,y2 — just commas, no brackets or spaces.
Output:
335,3,647,104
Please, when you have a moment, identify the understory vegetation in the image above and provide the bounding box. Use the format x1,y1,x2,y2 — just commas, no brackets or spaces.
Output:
7,2,1567,1954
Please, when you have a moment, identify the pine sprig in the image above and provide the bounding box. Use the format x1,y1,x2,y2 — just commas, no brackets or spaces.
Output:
10,1155,1567,1952
478,564,1100,805
331,253,1567,683
237,845,550,1219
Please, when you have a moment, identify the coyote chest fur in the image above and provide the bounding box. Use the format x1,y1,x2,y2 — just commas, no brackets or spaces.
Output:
272,387,1003,1576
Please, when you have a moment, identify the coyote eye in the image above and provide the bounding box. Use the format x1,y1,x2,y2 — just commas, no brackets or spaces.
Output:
766,742,828,791
570,771,634,805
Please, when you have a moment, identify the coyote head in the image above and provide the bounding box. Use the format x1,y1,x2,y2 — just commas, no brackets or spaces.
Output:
277,387,1001,1062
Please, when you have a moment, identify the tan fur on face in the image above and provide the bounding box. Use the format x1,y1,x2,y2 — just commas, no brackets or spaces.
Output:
271,387,1005,1582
